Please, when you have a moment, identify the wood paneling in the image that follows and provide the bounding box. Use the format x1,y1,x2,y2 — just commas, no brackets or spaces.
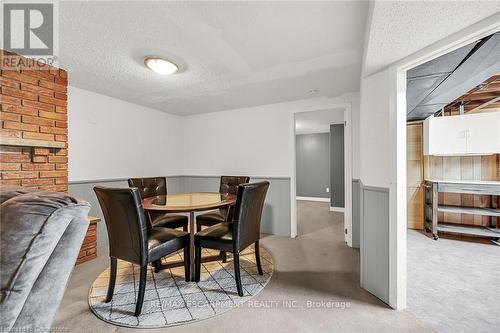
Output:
407,119,498,230
407,123,424,230
423,154,498,226
407,186,424,229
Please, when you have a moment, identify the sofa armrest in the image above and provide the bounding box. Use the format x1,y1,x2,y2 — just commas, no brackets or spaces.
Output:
11,214,90,331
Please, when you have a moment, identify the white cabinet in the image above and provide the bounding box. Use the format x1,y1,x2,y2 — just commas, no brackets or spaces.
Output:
423,112,500,155
424,114,467,155
466,112,500,154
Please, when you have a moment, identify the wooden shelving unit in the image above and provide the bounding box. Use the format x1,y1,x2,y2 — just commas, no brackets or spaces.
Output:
0,137,65,149
424,179,500,243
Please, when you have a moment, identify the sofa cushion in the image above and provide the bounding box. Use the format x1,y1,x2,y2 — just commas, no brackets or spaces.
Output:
0,189,90,331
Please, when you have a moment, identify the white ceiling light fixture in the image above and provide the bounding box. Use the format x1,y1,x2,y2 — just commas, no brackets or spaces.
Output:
144,57,178,75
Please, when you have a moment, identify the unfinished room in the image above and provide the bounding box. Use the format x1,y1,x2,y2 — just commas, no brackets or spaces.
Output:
406,32,499,333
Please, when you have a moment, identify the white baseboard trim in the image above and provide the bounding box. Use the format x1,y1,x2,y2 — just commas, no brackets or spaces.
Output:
330,207,345,212
296,196,330,202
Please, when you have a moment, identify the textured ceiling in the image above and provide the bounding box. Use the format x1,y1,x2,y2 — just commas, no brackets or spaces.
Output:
59,1,368,115
364,1,500,76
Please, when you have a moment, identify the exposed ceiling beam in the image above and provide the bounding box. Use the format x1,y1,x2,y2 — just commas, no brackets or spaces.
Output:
468,95,500,113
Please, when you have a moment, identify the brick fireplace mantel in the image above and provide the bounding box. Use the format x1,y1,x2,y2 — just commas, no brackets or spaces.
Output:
0,136,66,149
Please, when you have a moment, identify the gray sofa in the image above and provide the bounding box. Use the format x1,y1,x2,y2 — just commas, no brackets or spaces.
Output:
0,187,90,332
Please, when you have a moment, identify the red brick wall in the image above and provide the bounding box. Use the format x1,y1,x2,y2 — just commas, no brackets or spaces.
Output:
1,51,97,265
76,222,98,265
0,50,68,191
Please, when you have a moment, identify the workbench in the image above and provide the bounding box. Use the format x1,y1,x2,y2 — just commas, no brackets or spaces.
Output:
424,179,500,244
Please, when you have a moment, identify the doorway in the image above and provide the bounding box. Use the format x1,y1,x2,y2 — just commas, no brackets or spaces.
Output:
387,15,500,310
292,107,354,244
404,33,500,333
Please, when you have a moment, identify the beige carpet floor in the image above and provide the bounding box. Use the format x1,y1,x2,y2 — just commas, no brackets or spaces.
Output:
407,229,500,333
53,201,433,332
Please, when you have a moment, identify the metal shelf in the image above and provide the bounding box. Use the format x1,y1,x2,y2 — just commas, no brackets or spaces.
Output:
424,180,499,243
436,223,500,238
437,205,500,217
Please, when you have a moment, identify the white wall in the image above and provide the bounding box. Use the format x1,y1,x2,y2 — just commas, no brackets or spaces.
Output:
68,87,183,181
350,93,361,180
181,103,293,177
68,87,360,181
358,67,396,308
294,108,344,135
181,94,360,178
359,70,390,187
358,12,500,311
68,87,360,239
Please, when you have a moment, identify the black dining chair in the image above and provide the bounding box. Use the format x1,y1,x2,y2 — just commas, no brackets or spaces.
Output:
128,177,188,231
196,176,250,232
194,181,269,296
94,186,190,316
196,176,249,262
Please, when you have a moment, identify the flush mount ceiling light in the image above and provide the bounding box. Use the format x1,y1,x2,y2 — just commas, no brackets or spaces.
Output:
144,57,178,75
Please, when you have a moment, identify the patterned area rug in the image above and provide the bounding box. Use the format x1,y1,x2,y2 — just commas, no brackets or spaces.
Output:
88,247,273,328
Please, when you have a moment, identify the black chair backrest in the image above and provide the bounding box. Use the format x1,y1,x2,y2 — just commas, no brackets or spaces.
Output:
232,181,269,251
220,176,250,220
128,177,167,199
94,186,148,266
220,176,250,195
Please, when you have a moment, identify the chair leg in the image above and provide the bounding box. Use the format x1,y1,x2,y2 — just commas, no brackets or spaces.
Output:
153,259,162,273
105,257,117,303
134,265,147,316
184,245,190,282
233,253,244,297
220,251,227,263
255,241,263,275
195,246,201,282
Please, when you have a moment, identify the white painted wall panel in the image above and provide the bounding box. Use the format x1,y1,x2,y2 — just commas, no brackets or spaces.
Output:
68,87,360,184
351,94,361,180
68,86,183,181
359,70,391,187
181,95,359,178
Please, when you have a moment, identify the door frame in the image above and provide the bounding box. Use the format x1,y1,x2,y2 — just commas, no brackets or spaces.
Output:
290,102,353,246
387,14,500,310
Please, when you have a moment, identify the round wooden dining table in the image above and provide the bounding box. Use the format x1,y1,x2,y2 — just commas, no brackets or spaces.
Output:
142,192,236,281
